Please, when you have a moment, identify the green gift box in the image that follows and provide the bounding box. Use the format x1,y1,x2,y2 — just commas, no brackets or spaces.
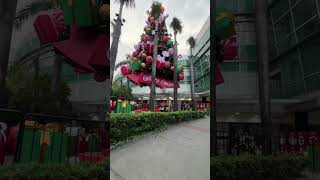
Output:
61,0,100,27
18,129,68,163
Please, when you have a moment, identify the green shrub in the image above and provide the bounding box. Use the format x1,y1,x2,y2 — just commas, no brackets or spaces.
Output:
211,155,308,180
0,159,109,180
110,111,207,145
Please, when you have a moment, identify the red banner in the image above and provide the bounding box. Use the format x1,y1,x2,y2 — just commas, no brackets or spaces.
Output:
127,72,179,88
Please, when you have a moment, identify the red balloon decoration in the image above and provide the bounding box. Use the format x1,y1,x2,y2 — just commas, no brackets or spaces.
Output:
121,65,130,75
143,34,150,42
160,6,165,13
146,56,153,64
164,61,170,68
163,35,169,42
132,51,138,58
145,44,154,54
179,74,184,80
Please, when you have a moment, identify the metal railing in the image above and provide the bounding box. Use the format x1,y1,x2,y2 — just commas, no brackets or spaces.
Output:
0,109,109,166
215,122,320,172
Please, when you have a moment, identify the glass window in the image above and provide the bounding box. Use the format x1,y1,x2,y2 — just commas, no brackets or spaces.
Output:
278,34,296,53
296,16,320,41
274,13,294,42
281,50,303,84
247,62,257,72
300,37,320,77
221,62,239,72
292,0,317,28
239,0,254,12
217,0,237,12
271,0,290,21
239,45,256,60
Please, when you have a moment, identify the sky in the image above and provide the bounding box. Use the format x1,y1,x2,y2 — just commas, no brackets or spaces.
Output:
110,0,210,77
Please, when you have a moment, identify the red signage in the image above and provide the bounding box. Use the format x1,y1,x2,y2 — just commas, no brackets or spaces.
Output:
128,72,179,88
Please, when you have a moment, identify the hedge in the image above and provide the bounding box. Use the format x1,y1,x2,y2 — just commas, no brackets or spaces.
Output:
211,155,308,180
0,159,109,180
110,111,207,145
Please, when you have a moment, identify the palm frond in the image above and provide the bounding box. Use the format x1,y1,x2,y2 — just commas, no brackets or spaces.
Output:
115,60,130,69
170,17,182,34
115,0,135,8
187,36,196,49
14,0,61,30
150,1,162,18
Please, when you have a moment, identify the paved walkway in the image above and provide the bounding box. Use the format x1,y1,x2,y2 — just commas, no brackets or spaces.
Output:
110,117,210,180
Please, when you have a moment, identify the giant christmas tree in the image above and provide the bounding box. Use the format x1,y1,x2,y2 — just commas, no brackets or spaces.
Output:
121,2,184,88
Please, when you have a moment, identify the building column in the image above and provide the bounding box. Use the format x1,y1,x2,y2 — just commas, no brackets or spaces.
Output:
256,0,272,155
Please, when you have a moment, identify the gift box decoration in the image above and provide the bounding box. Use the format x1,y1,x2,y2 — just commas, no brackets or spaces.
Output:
223,36,238,60
34,15,60,44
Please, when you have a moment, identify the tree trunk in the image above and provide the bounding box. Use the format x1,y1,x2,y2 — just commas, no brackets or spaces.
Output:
173,34,178,111
110,2,124,84
149,20,159,112
211,0,217,156
34,55,40,80
0,0,18,108
255,0,272,155
189,48,196,111
51,54,62,112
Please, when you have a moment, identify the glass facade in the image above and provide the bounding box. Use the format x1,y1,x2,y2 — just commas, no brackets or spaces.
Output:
193,17,210,94
215,0,258,99
269,0,320,98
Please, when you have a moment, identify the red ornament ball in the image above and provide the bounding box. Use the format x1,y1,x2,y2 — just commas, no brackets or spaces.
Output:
121,65,130,75
179,74,185,80
132,51,138,58
164,61,170,68
146,56,153,64
160,6,165,13
163,35,169,42
143,34,150,42
158,45,163,49
171,66,174,71
141,63,146,68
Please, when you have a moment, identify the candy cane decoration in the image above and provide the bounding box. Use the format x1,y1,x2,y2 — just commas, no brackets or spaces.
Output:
0,122,7,143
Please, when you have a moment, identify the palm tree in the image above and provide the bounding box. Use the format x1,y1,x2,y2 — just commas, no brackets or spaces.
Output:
149,1,161,112
110,0,135,83
0,0,19,108
170,17,182,111
13,0,63,110
187,36,196,110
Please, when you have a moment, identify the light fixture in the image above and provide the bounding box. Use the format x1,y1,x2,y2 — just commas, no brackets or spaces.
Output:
235,112,240,115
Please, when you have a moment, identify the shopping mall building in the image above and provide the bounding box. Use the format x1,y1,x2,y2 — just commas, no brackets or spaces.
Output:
211,0,320,154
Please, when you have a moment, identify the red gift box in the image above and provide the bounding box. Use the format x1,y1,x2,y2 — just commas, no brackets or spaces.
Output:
223,36,238,60
34,15,59,44
215,65,224,85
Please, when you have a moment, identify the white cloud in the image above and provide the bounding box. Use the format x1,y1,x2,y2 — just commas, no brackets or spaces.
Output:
110,0,209,65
